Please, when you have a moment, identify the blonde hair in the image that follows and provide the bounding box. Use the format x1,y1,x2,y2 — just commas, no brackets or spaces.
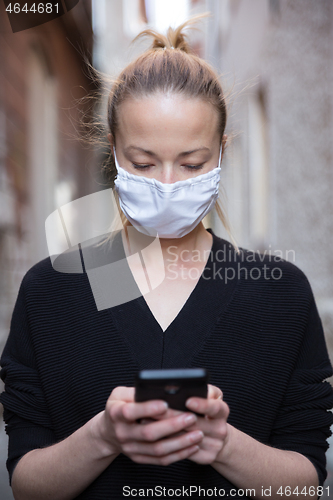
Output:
80,13,239,253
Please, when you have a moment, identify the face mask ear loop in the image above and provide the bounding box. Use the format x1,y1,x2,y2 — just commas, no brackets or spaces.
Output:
218,144,223,169
113,146,133,255
113,146,118,171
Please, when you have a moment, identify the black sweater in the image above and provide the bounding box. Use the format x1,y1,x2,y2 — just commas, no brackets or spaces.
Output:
1,228,333,499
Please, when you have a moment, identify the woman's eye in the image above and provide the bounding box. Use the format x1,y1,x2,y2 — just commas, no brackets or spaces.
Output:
183,164,204,170
132,163,151,169
131,163,204,170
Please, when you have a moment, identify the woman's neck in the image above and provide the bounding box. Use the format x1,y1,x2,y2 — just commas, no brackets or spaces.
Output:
121,222,213,270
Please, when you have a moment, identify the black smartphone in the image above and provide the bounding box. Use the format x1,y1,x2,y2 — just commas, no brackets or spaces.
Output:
135,368,209,412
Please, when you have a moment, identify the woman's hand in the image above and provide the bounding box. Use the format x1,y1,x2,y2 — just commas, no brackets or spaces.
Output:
136,384,230,465
92,386,204,466
182,384,230,464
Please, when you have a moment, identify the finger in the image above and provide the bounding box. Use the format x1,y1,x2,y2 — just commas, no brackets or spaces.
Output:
131,412,198,442
185,414,226,436
185,397,229,419
139,418,156,425
110,386,135,402
111,399,169,423
136,407,184,425
130,444,200,466
125,400,170,421
122,429,203,457
207,384,223,400
148,407,184,421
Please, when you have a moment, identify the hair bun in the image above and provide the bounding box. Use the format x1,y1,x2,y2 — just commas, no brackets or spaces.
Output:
132,12,212,54
134,27,191,53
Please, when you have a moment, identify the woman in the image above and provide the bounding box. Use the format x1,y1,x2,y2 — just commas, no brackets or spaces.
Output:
1,17,333,500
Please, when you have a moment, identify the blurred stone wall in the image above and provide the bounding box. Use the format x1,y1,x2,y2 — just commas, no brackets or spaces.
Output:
205,0,333,378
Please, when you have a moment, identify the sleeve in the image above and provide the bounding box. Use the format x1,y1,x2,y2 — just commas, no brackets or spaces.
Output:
269,285,333,487
0,273,57,485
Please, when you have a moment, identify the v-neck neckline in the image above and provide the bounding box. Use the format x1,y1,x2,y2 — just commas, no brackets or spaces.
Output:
137,230,215,334
107,228,241,370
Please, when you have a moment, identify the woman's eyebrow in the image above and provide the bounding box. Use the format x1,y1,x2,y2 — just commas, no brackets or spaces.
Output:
124,146,210,157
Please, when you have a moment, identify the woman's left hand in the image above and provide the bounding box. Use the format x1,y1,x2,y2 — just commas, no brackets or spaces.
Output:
183,384,230,464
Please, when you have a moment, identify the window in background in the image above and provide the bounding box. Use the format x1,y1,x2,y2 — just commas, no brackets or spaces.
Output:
27,46,58,263
92,0,106,36
123,0,148,39
144,0,190,32
247,88,269,250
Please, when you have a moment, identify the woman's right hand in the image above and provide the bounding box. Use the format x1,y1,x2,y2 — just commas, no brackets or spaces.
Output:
91,386,204,466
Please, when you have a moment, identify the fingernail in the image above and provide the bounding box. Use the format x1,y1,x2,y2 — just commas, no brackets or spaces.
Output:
191,430,203,440
184,413,196,424
188,400,199,410
153,401,168,412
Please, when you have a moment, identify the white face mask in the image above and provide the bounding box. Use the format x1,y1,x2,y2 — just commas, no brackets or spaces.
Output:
113,145,222,238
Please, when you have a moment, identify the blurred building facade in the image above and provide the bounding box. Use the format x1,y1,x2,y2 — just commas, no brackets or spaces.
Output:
204,0,333,490
0,0,98,357
0,2,98,496
206,0,333,365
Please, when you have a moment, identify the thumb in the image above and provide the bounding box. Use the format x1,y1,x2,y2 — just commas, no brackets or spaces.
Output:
110,386,135,402
208,384,223,400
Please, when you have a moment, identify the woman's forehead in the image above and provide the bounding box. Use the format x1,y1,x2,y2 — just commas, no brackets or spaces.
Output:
116,94,220,145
